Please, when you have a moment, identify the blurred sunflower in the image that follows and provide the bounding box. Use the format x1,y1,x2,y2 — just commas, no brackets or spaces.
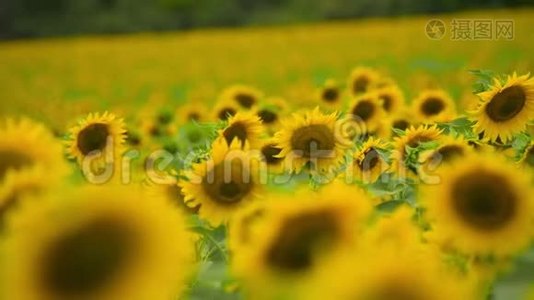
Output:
317,79,342,107
375,84,405,114
213,100,240,121
180,139,263,227
0,118,67,187
306,243,475,300
471,73,534,143
274,108,348,173
259,139,286,174
519,141,534,167
66,112,126,166
219,84,263,110
0,167,60,231
349,137,389,183
412,89,456,123
421,154,534,256
417,136,473,180
2,185,193,300
177,102,207,124
347,92,385,133
217,111,264,149
347,67,380,96
232,182,371,297
391,125,442,179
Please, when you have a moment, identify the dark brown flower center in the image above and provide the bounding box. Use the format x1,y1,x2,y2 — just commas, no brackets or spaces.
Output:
368,280,425,300
187,112,200,122
451,170,517,231
525,146,534,167
290,124,335,158
421,97,445,116
381,94,393,112
126,132,141,146
352,100,375,122
40,217,135,297
321,87,339,103
261,144,283,165
0,149,33,181
257,109,278,124
217,108,237,121
235,93,256,109
352,77,369,94
485,85,526,122
77,123,110,155
223,122,248,145
392,119,410,132
359,148,380,171
434,145,464,163
266,210,339,272
202,161,253,205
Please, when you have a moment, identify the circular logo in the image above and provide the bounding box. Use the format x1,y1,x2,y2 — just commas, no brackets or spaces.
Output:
425,19,445,40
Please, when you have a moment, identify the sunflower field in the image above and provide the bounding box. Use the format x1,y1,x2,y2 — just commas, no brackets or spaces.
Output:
1,7,534,300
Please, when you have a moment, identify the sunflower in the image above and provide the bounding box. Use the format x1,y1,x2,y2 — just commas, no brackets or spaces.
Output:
180,138,263,227
519,141,534,167
421,154,534,256
412,89,457,123
417,136,474,182
219,84,263,110
349,137,389,184
177,102,207,124
66,112,127,167
0,167,61,231
347,92,386,133
217,111,264,149
213,100,241,121
255,98,287,133
347,66,380,96
391,125,443,179
0,118,67,188
375,84,405,114
306,243,475,300
471,73,534,143
231,182,372,298
259,139,286,174
317,79,342,106
2,185,193,300
274,107,348,173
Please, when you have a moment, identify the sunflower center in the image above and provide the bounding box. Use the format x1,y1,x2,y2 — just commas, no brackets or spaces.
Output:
223,122,247,145
359,148,380,171
218,108,237,121
0,149,33,181
353,77,369,94
352,100,375,121
369,280,425,300
381,95,393,112
421,97,445,116
77,123,110,155
525,146,534,167
434,145,464,163
407,135,432,149
187,112,200,122
203,162,253,205
392,119,410,132
235,93,256,108
126,132,141,146
290,124,335,157
322,87,339,103
266,210,339,272
261,144,283,165
40,218,135,297
485,86,526,122
451,170,517,231
258,109,278,124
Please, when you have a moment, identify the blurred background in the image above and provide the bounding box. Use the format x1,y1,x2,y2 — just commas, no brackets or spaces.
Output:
1,0,532,39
